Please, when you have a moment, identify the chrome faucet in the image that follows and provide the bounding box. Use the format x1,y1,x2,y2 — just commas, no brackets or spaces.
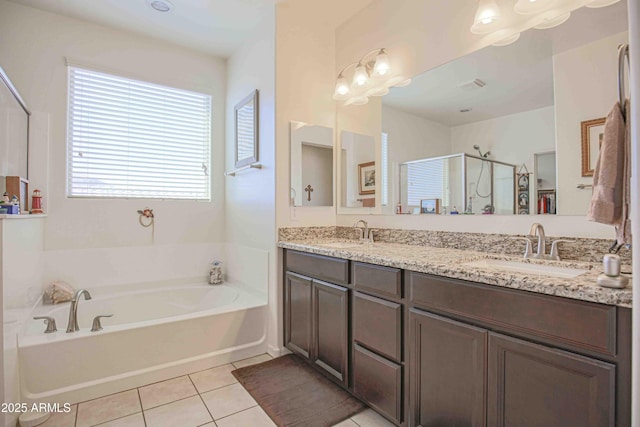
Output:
67,289,92,333
528,223,546,258
353,220,373,243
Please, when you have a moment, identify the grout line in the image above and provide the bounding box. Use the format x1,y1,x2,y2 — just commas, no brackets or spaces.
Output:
137,389,148,427
74,404,79,427
88,411,144,427
190,375,215,425
212,404,259,422
141,394,200,413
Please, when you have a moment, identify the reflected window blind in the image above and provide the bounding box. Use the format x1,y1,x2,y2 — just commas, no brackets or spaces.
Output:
381,132,389,206
67,67,212,200
406,160,444,206
236,102,255,161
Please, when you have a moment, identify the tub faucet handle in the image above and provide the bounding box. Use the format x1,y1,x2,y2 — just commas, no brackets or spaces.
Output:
33,316,57,333
91,314,113,332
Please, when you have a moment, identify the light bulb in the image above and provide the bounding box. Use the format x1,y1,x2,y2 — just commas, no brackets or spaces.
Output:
585,0,621,7
333,74,350,100
514,0,552,15
353,63,369,87
373,49,390,77
471,0,501,34
534,11,571,29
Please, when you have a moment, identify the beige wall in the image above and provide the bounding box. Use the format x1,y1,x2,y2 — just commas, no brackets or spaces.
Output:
0,1,226,250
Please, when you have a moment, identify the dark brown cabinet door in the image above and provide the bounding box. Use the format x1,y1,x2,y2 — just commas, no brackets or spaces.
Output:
410,309,487,427
488,332,616,427
313,279,349,386
284,272,312,359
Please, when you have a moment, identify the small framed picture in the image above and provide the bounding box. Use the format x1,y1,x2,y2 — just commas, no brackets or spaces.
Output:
420,198,441,214
581,117,605,177
358,161,375,195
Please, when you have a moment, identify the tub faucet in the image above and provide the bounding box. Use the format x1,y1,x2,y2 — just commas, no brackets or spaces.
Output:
67,289,92,333
528,223,546,259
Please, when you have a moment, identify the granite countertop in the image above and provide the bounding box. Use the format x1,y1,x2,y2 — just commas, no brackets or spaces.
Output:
278,239,632,308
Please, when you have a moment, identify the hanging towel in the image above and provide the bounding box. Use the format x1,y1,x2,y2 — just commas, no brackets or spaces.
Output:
587,100,631,245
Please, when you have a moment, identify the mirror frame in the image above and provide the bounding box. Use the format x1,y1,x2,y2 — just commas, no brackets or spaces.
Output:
234,89,259,168
0,65,31,180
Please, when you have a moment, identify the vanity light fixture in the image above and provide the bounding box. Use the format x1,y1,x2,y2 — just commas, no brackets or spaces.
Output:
471,0,502,34
585,0,621,7
146,0,174,13
473,0,621,46
333,48,411,106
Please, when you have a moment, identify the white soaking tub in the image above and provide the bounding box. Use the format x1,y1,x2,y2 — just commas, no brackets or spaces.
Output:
19,281,267,404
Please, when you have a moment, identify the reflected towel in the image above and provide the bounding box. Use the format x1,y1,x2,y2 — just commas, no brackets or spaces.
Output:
587,100,631,245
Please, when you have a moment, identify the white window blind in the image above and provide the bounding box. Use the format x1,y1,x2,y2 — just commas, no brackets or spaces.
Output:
406,159,445,206
67,67,212,200
381,132,389,206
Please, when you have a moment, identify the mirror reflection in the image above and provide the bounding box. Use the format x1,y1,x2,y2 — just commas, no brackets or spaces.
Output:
340,130,376,208
376,3,628,216
290,121,334,207
0,65,30,181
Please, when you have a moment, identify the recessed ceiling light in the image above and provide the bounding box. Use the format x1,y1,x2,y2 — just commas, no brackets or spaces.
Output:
147,0,174,13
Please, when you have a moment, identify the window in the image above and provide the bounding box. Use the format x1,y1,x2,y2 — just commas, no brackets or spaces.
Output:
406,159,447,206
67,67,212,200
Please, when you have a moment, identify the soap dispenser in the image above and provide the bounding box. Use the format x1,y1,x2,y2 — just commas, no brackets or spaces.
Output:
597,254,629,289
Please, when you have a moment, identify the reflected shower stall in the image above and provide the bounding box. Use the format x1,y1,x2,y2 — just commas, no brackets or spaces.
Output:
399,153,516,215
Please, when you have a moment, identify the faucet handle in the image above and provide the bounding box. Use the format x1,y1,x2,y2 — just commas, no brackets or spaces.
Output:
511,237,534,258
33,316,57,333
549,239,575,260
91,314,113,332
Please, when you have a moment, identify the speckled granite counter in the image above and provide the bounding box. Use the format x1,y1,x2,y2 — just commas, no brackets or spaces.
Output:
278,239,632,308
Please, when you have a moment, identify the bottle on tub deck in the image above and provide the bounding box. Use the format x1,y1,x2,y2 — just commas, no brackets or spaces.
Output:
209,261,224,285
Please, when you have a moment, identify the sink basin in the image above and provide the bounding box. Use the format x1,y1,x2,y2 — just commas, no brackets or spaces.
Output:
317,242,363,249
463,259,588,279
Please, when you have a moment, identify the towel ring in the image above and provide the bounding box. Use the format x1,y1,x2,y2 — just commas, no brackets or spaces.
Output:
618,44,629,115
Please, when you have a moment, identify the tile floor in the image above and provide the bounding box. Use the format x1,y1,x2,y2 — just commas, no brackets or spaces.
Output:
37,354,394,427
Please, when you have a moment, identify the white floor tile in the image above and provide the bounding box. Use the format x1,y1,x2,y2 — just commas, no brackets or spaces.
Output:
351,409,395,427
215,406,275,427
95,412,145,427
138,376,197,410
332,419,360,427
200,383,257,420
37,405,77,427
76,390,141,427
144,396,212,427
189,364,237,393
232,354,273,369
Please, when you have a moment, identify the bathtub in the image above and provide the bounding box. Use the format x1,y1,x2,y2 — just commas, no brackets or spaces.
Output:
18,281,267,404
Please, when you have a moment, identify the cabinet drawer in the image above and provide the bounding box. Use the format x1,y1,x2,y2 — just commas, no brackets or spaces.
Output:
285,250,349,285
354,292,402,362
353,344,402,424
353,262,402,299
409,272,617,356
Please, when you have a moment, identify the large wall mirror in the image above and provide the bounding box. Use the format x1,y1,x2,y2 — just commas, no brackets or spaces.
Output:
339,2,628,216
290,121,334,207
0,65,30,181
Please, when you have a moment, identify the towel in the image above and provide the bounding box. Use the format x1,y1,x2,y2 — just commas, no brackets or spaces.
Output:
587,100,631,245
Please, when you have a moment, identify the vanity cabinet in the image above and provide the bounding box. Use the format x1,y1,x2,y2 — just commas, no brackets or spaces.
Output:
284,252,349,387
408,271,630,427
283,250,631,427
352,262,405,425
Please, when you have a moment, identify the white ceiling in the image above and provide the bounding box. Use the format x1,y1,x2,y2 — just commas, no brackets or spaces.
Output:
7,0,374,58
383,2,628,127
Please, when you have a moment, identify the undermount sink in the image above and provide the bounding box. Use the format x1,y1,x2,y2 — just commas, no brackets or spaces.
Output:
463,259,588,279
317,242,363,249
